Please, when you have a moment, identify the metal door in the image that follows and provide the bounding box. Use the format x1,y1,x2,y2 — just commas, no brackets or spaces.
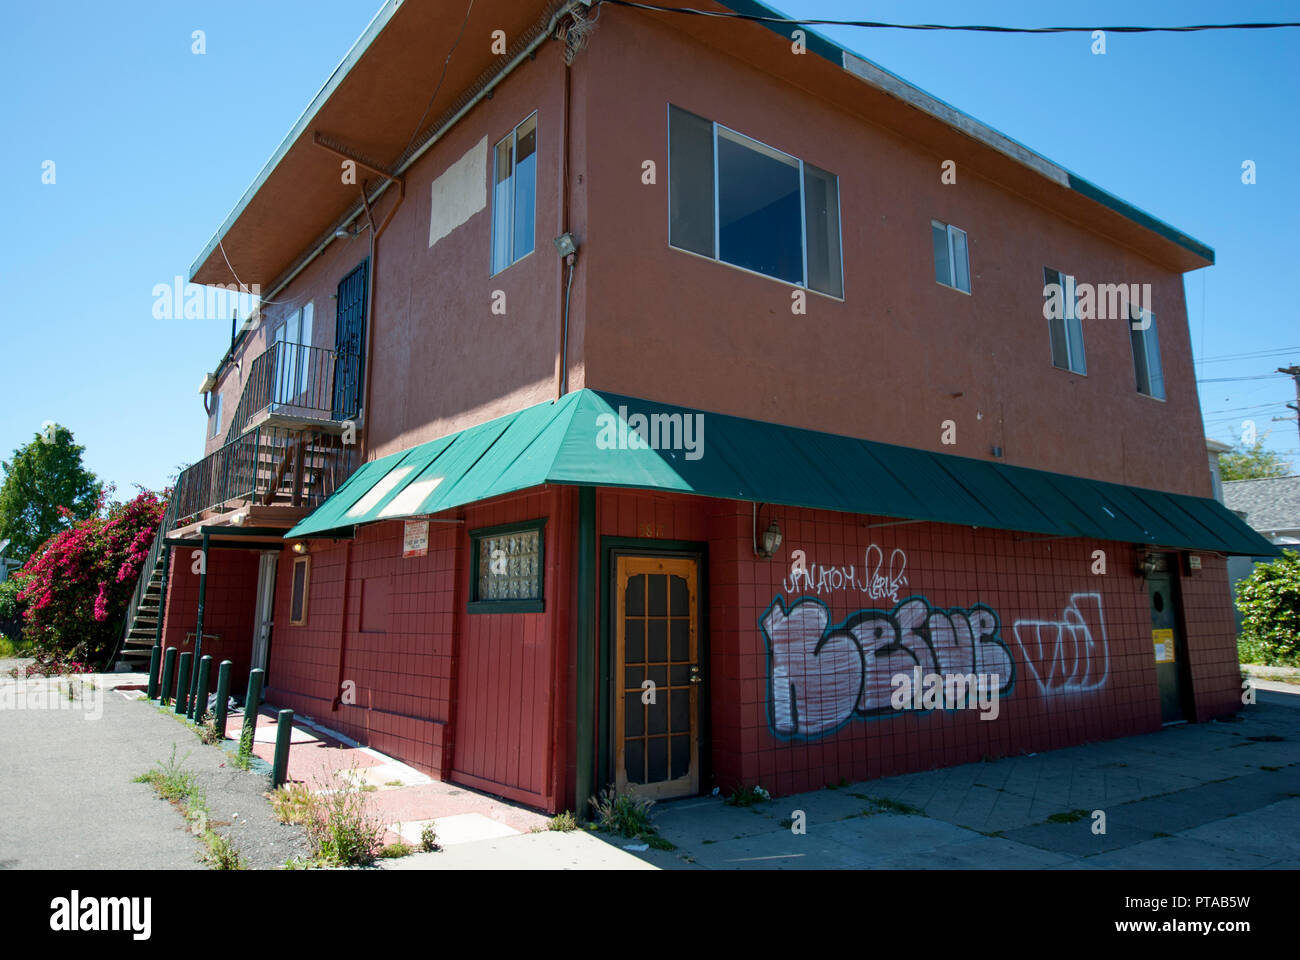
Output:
332,260,368,419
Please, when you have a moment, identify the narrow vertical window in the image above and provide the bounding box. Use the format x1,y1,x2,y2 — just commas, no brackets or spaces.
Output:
1045,267,1086,374
932,220,970,293
290,555,310,625
804,163,843,298
491,113,537,274
209,392,222,438
1131,309,1165,399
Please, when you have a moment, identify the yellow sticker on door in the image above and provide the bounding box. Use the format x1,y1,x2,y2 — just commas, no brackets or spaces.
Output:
1153,628,1175,663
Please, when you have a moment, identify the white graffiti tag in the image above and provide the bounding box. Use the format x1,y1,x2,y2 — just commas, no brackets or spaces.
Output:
761,595,1016,738
1012,593,1109,695
782,544,908,602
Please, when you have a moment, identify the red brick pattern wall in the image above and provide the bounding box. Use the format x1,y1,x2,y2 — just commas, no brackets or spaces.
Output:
595,490,1241,799
265,519,458,780
1180,555,1244,721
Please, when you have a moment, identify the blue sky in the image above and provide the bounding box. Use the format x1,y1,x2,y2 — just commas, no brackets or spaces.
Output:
2,0,1297,500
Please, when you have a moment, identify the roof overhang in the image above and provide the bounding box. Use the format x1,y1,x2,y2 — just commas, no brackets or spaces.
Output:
191,0,1213,301
189,0,569,292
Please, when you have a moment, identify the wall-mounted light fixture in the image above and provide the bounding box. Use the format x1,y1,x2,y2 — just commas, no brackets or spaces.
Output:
291,541,308,555
553,232,578,258
752,503,782,559
1137,552,1160,578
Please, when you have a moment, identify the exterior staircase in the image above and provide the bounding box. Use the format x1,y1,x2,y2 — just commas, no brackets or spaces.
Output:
119,556,166,669
115,339,359,670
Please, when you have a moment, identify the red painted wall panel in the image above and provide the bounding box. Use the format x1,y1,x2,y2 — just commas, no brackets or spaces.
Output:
160,546,261,700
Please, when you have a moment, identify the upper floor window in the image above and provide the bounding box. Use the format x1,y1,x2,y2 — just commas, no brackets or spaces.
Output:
1130,308,1165,399
932,220,970,293
1043,267,1086,375
208,392,222,439
668,104,843,298
491,113,537,274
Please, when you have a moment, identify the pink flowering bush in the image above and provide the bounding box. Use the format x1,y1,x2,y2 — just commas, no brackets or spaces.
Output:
16,489,168,670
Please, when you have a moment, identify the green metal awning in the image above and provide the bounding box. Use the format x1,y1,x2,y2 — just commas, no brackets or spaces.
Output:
286,389,1279,557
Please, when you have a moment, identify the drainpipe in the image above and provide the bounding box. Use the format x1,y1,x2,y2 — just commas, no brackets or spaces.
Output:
555,49,572,400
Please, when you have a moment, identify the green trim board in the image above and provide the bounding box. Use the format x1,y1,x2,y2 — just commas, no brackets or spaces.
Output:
286,389,1278,557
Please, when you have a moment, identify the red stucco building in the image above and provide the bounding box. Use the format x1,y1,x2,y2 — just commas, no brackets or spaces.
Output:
125,0,1276,814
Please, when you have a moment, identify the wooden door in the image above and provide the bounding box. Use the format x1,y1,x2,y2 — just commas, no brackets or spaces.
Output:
615,556,700,799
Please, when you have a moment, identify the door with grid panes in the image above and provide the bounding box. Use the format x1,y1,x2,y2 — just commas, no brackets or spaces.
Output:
615,556,701,799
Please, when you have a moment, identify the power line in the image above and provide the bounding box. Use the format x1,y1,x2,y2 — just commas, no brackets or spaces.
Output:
1196,374,1289,383
600,2,1300,34
1195,347,1300,365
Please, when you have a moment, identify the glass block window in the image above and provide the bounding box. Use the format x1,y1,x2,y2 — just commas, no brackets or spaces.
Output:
469,520,545,612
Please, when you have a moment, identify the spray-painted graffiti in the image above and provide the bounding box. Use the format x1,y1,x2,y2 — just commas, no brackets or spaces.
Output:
783,544,909,602
760,595,1016,739
1012,593,1109,694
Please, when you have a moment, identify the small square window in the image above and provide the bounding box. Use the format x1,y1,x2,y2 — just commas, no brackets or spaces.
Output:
1044,267,1086,375
289,555,310,625
491,114,537,274
932,220,970,293
468,520,545,613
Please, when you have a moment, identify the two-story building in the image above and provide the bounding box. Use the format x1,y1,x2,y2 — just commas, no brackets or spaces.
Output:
124,0,1277,815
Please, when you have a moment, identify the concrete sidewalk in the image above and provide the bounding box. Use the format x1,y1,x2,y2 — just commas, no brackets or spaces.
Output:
621,688,1300,870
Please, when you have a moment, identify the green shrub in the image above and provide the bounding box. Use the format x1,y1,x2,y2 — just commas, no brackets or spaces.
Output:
419,822,440,851
546,811,578,832
301,769,384,867
1236,549,1300,667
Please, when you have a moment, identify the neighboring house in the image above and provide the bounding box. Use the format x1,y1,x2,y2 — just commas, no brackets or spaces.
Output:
1223,475,1300,631
122,0,1276,813
1206,438,1232,504
0,540,21,584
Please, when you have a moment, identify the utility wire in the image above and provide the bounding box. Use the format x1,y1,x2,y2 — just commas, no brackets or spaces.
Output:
599,1,1300,33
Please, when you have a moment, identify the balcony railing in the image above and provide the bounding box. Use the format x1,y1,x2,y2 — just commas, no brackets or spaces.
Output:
173,425,358,524
228,341,358,438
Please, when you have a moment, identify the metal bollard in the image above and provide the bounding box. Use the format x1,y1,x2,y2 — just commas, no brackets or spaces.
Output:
192,655,213,723
147,645,161,700
240,668,265,757
159,647,177,705
271,709,294,787
174,652,192,715
214,660,232,738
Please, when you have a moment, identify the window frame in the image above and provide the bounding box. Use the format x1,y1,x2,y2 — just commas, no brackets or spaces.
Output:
289,555,310,626
1129,307,1166,401
208,392,222,439
667,104,845,299
273,302,314,402
1044,266,1087,376
467,518,547,614
490,112,539,276
931,220,971,294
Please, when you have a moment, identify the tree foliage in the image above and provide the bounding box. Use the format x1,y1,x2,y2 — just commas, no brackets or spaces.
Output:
1219,439,1292,482
0,425,101,563
16,489,167,670
1236,549,1300,667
